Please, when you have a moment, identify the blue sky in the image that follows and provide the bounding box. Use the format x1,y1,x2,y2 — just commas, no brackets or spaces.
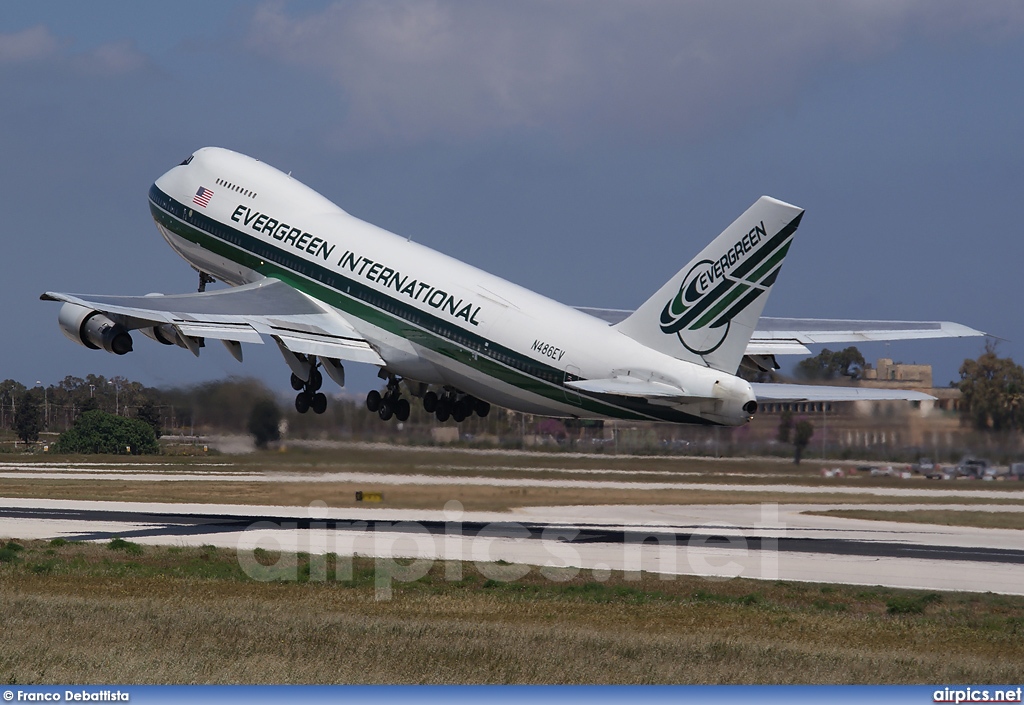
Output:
2,1,1021,397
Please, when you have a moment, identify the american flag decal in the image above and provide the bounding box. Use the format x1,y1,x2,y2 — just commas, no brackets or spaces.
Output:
193,186,213,208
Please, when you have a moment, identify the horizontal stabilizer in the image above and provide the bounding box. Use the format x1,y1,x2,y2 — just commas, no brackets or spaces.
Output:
752,383,935,403
744,340,811,356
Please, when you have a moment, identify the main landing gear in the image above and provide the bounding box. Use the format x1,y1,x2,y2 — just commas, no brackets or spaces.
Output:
363,376,491,424
292,365,327,415
365,375,410,422
422,389,490,423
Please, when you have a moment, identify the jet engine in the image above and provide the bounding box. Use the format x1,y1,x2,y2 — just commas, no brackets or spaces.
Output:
139,323,188,349
57,303,133,355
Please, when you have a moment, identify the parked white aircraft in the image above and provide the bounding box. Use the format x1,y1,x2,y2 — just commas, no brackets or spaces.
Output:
43,148,982,426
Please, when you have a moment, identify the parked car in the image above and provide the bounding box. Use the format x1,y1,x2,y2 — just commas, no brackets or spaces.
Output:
914,458,935,474
955,457,990,479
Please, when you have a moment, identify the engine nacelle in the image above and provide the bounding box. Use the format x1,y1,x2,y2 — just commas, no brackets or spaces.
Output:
58,303,133,355
139,323,188,349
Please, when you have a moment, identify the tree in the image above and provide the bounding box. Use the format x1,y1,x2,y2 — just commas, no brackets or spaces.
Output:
958,343,1024,431
248,398,281,449
792,419,814,465
53,410,159,455
795,347,866,381
136,399,163,439
14,390,42,444
776,409,793,444
0,379,27,429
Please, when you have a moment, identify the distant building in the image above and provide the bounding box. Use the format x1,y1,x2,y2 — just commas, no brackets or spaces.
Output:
750,357,968,450
861,357,932,389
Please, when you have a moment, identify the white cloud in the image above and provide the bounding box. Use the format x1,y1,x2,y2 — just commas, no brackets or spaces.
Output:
79,40,150,76
245,0,1024,145
0,25,60,63
0,25,149,77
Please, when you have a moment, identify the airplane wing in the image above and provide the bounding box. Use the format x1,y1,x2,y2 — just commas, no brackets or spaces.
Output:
574,307,985,357
746,317,986,356
574,307,633,325
567,377,933,405
752,383,935,403
40,279,385,365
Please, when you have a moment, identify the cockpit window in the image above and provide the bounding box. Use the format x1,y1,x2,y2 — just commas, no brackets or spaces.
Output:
180,155,194,166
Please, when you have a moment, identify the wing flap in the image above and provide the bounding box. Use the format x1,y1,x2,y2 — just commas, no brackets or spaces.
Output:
174,322,263,344
273,333,385,364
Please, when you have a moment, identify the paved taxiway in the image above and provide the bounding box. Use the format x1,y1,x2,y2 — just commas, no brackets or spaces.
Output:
3,456,1023,593
2,491,1023,595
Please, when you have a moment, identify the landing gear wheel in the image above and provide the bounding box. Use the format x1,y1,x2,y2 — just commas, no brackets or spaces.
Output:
366,390,382,412
379,401,394,421
395,398,410,422
423,391,438,413
435,400,451,423
475,400,491,418
295,392,311,414
290,373,305,391
311,392,327,415
454,398,473,422
308,368,323,392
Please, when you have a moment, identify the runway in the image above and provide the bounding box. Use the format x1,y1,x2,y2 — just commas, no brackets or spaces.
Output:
2,495,1023,595
2,463,1024,498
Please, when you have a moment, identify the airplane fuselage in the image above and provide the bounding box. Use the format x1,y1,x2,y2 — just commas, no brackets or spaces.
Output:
149,147,756,425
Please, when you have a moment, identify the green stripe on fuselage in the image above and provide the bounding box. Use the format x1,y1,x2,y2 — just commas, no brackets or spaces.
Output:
148,186,718,425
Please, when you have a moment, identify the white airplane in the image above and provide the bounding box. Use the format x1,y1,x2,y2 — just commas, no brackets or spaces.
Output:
42,147,983,426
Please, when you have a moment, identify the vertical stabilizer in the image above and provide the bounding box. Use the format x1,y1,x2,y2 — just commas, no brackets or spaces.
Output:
615,196,804,373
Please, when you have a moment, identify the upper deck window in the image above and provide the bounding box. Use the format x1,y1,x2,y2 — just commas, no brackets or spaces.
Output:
213,177,256,200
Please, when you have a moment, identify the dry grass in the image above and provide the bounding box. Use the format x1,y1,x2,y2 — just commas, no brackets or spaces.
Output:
2,477,1023,512
809,509,1024,530
2,446,1022,511
0,539,1022,684
0,444,964,480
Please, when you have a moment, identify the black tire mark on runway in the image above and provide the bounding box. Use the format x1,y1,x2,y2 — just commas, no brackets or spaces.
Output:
2,506,1023,564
